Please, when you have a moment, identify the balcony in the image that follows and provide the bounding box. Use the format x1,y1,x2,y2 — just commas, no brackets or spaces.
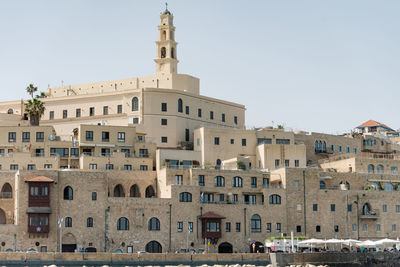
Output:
28,225,49,233
360,209,379,219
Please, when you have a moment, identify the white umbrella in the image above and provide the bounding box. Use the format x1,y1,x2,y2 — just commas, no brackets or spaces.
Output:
343,239,361,251
375,238,400,246
357,240,377,248
325,238,344,244
298,238,325,244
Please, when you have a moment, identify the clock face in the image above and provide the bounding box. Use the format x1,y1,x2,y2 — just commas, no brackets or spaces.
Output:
162,18,167,23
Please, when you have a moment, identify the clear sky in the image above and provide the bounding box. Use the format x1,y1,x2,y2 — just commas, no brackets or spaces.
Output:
0,1,399,134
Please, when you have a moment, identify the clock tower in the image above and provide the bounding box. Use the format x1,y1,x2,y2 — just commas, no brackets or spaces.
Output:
155,4,179,74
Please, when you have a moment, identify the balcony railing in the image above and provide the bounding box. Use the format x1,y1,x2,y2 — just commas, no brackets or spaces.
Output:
360,209,379,219
200,200,264,205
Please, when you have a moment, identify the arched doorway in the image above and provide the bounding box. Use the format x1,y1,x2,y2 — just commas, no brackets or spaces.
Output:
62,233,77,252
218,242,233,253
249,241,264,253
0,208,6,224
114,184,125,197
145,241,162,253
145,185,155,198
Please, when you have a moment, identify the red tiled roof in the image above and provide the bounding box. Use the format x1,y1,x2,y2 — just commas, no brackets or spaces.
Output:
199,211,226,219
356,120,394,131
24,176,54,183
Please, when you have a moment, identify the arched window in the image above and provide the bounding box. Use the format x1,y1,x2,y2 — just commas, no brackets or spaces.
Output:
377,164,384,174
7,109,13,114
322,141,327,152
214,176,225,187
65,217,72,227
130,184,140,198
368,164,375,173
251,214,261,232
148,217,160,231
178,98,183,113
132,97,139,112
113,184,125,197
216,159,221,170
0,208,6,224
162,30,166,40
179,192,192,202
314,140,319,152
384,183,394,191
145,185,155,198
319,180,326,189
1,183,12,198
161,47,166,58
269,194,281,204
63,186,73,200
171,48,175,59
87,217,93,227
145,241,162,253
232,177,242,188
362,203,372,215
117,217,129,230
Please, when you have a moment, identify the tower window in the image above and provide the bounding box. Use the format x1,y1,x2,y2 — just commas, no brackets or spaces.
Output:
171,48,175,59
161,47,166,58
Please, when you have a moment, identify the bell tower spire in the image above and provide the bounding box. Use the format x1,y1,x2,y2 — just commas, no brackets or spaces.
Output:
155,3,179,74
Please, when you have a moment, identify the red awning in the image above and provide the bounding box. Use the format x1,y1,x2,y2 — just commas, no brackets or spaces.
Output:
24,176,54,183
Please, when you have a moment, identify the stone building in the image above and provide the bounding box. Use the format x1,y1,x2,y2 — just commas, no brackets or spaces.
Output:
0,6,400,254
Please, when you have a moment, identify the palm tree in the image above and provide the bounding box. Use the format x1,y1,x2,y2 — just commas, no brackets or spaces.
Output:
37,91,47,98
24,84,45,126
26,84,38,99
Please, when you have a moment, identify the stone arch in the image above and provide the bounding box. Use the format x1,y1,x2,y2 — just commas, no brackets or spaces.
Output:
145,185,155,198
377,164,384,174
7,109,13,114
145,241,162,253
218,242,233,253
249,241,264,253
0,208,6,224
62,233,76,244
1,183,12,198
130,184,141,198
368,164,375,173
63,186,73,200
113,184,125,197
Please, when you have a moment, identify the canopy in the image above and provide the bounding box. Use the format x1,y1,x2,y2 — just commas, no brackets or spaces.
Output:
298,238,325,244
375,238,400,246
325,238,344,244
357,240,377,247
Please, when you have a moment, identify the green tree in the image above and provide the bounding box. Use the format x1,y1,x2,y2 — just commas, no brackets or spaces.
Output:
24,84,45,126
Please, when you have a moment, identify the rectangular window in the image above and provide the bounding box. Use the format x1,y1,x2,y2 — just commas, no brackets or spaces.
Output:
331,204,335,212
70,148,79,157
295,160,299,167
118,132,125,142
86,131,93,141
285,160,289,167
226,222,231,232
251,177,257,188
185,106,189,115
36,132,44,142
294,180,299,188
316,225,321,232
49,111,54,120
393,224,396,232
198,175,205,186
263,178,270,188
22,132,30,142
8,132,16,142
89,107,95,116
296,225,301,233
117,104,123,114
331,144,335,151
161,103,167,112
10,164,18,170
297,204,302,212
234,116,238,125
230,139,234,144
219,194,224,202
352,224,357,231
177,222,183,232
242,138,246,146
106,164,114,170
50,148,69,157
313,204,318,211
210,111,214,120
101,148,110,156
44,164,52,169
102,132,110,142
346,146,350,153
362,224,367,231
334,225,339,232
161,119,167,125
175,175,183,185
376,224,381,231
8,149,12,154
133,117,139,124
89,164,97,170
76,108,81,117
383,204,387,212
140,165,148,171
347,204,352,212
233,194,238,202
266,223,271,232
63,110,68,119
27,164,35,170
275,159,280,168
276,223,281,233
236,222,240,232
0,149,4,156
396,205,400,213
339,146,343,152
198,108,202,118
161,136,168,143
214,137,220,145
354,148,358,154
185,129,189,142
139,149,148,157
124,165,132,170
276,139,290,145
103,106,108,115
188,222,193,232
222,113,225,122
